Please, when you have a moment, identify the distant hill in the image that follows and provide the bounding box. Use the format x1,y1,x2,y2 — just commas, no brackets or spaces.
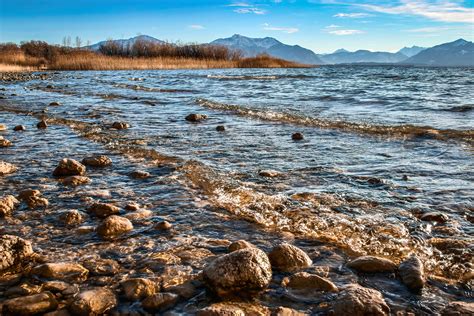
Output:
402,39,474,66
397,46,426,57
319,50,408,64
87,35,165,51
211,34,324,65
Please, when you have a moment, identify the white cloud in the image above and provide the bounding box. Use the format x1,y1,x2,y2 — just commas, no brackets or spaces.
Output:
189,24,205,30
263,23,299,33
227,2,252,7
406,26,450,32
359,0,474,23
334,12,373,18
234,7,267,14
325,24,341,28
328,29,365,35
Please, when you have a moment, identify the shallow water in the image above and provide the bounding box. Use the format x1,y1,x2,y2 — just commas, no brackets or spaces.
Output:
0,66,473,314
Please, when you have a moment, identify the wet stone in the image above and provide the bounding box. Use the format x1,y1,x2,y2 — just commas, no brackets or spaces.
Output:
62,175,91,186
37,120,48,129
125,202,140,211
154,220,173,230
0,123,6,130
292,132,304,140
120,278,159,301
0,137,12,147
69,287,117,316
258,170,281,178
129,170,151,179
4,282,42,297
202,247,272,298
83,258,120,276
0,195,20,217
216,125,226,132
347,255,397,273
0,235,33,271
330,284,390,316
81,155,112,168
49,101,61,106
13,125,26,131
441,301,474,315
420,212,449,223
274,307,308,316
53,159,86,177
282,272,338,292
228,240,255,252
268,243,312,272
185,113,207,122
141,293,179,313
111,121,130,130
58,210,85,226
97,215,133,240
87,202,120,218
18,190,49,209
31,262,89,283
399,254,425,292
0,161,17,175
2,292,58,315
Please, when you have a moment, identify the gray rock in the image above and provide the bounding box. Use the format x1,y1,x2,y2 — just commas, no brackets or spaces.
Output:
69,287,117,316
330,284,390,316
202,247,272,297
2,292,58,315
399,254,425,292
268,243,312,272
0,235,33,271
347,256,397,273
53,159,86,177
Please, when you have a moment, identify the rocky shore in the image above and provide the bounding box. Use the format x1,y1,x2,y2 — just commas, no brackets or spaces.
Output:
0,73,472,315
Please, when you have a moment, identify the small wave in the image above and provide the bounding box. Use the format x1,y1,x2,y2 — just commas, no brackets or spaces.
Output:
114,83,196,93
206,74,317,81
195,98,474,144
444,104,474,113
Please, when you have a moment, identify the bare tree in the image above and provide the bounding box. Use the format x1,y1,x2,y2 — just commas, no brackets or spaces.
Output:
75,36,82,48
66,36,71,47
62,36,67,47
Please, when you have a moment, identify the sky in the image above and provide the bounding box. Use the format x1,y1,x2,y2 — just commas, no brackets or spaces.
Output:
0,0,473,53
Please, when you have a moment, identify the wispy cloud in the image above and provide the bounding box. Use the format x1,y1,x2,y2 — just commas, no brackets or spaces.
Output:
359,0,474,23
234,7,267,14
328,29,365,35
406,26,450,33
227,2,252,7
188,24,205,30
334,12,373,18
325,24,341,28
263,23,299,33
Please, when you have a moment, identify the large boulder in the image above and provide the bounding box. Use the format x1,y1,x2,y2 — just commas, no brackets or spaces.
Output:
0,195,20,216
0,161,17,175
69,287,117,316
330,284,390,316
398,254,425,292
97,215,133,240
82,155,112,168
31,262,89,283
53,159,86,177
2,292,58,315
0,235,33,271
268,243,312,272
347,256,397,273
202,248,272,298
120,278,159,301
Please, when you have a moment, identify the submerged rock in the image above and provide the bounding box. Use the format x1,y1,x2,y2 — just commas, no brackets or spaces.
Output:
258,170,281,178
0,160,17,175
2,292,58,315
53,159,86,177
420,212,449,223
0,235,33,271
292,132,304,141
31,262,89,282
398,254,425,292
0,195,20,216
228,240,255,252
120,278,159,301
330,284,390,316
198,302,270,316
441,301,474,315
97,215,133,239
185,113,207,122
37,120,48,129
282,272,338,292
87,202,120,218
347,256,397,273
82,155,112,168
62,175,91,186
268,243,312,272
69,287,117,316
129,170,151,179
83,258,120,276
111,121,130,130
141,293,179,313
18,190,48,209
58,210,85,226
202,247,272,298
13,125,26,131
216,125,226,132
49,101,61,106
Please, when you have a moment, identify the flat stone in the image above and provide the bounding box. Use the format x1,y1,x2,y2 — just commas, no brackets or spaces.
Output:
69,287,117,316
82,155,112,168
268,243,312,272
87,202,120,218
120,278,159,301
282,272,338,292
53,159,86,177
330,284,390,316
97,215,133,240
49,102,61,106
31,262,89,282
129,170,150,179
2,292,58,315
347,256,397,273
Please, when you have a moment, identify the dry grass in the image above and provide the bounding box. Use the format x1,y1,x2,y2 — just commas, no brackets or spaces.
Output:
0,48,310,71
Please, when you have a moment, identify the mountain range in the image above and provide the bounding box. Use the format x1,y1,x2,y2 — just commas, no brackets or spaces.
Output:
87,35,474,67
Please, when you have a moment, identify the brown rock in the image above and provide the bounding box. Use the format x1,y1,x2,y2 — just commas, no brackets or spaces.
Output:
97,215,133,240
228,240,255,252
58,210,85,226
83,258,120,276
0,137,12,147
31,262,89,282
273,307,308,316
13,125,26,131
53,159,86,177
0,235,33,271
0,124,6,130
82,155,112,167
0,195,20,216
441,301,474,315
87,202,120,218
125,202,140,211
347,256,397,273
2,292,58,315
62,176,91,186
154,220,173,230
203,247,272,298
420,212,449,223
292,132,304,141
141,293,179,313
198,303,270,316
282,272,338,292
49,101,61,106
268,243,312,272
330,284,390,316
120,278,159,301
37,120,48,129
258,169,281,178
216,125,226,132
185,113,207,122
18,189,41,200
399,254,425,292
0,160,17,175
69,287,117,316
129,170,150,179
18,190,49,209
111,121,130,130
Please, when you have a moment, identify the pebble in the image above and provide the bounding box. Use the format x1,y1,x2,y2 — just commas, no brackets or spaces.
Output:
49,101,61,106
141,293,179,313
129,170,151,179
154,220,173,230
0,160,17,175
228,240,255,252
216,125,225,132
282,272,338,292
13,125,26,131
58,210,85,226
97,215,133,239
268,243,312,272
0,137,12,147
31,262,89,283
0,195,20,216
258,169,281,178
420,212,449,223
62,175,91,186
87,202,120,218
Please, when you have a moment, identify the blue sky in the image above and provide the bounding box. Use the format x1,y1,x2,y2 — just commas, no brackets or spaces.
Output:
1,0,473,53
